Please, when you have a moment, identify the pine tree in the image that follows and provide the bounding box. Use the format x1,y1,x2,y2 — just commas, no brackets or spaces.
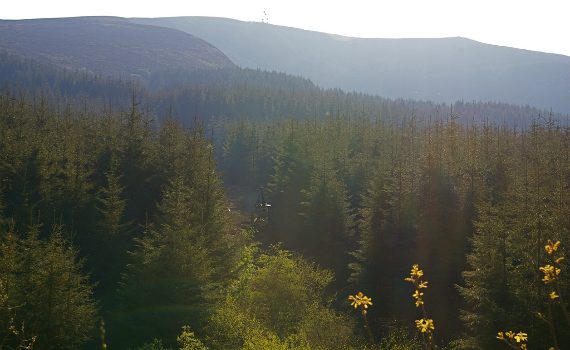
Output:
117,131,239,348
97,160,128,238
0,225,97,350
265,124,311,246
351,166,416,319
119,92,161,225
91,156,131,299
117,175,213,347
299,161,353,285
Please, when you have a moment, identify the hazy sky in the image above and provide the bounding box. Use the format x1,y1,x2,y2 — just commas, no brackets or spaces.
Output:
3,0,569,57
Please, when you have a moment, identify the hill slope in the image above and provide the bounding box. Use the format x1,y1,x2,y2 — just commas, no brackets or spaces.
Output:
0,51,555,129
133,16,570,113
0,17,235,83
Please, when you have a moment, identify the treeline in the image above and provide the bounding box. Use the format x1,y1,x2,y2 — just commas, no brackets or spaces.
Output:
2,52,563,129
155,74,556,128
218,115,570,349
0,51,136,110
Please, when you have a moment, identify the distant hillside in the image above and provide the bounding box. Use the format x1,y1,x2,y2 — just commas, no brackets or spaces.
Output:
0,16,562,128
133,17,570,113
0,51,556,129
0,51,137,108
0,17,235,84
152,68,554,129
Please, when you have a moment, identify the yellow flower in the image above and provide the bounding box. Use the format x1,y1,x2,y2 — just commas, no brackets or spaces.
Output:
540,264,561,284
411,264,424,279
514,332,527,343
412,290,425,307
545,240,561,255
549,291,559,300
415,318,435,333
348,292,361,308
348,291,373,310
361,295,373,309
505,331,515,339
555,256,565,264
413,290,424,299
418,281,428,289
496,331,505,340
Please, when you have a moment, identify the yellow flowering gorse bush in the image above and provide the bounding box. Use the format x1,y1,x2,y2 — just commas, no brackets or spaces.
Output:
415,319,435,333
347,291,375,344
497,239,568,350
348,291,373,312
496,330,528,350
540,240,564,291
405,264,429,308
405,264,435,349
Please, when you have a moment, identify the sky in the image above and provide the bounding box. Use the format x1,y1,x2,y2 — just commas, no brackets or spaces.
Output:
3,0,569,57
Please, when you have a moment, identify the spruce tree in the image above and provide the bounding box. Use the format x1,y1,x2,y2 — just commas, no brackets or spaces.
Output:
92,156,131,300
0,225,97,350
299,161,353,285
117,131,239,348
265,124,311,246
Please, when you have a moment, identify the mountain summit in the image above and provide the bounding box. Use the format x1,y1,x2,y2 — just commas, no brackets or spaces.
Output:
0,17,235,83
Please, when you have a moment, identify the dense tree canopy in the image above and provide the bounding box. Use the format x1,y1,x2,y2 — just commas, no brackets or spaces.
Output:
0,56,569,349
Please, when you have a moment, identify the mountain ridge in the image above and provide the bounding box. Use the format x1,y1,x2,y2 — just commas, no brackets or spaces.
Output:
0,16,235,84
132,16,570,113
1,15,569,114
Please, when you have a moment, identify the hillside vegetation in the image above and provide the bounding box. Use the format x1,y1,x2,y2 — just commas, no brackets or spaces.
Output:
0,17,234,84
0,16,569,350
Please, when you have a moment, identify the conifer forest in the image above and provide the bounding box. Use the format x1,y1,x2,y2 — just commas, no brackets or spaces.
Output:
1,15,570,350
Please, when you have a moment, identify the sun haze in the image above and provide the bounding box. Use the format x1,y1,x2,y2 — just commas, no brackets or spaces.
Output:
2,0,569,57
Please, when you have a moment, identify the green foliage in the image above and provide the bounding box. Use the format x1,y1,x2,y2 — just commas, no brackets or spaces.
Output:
265,123,312,245
207,245,358,350
0,278,37,349
376,326,422,350
299,160,353,284
92,158,132,298
178,325,208,350
0,226,97,350
130,326,209,350
2,76,570,350
97,162,128,238
116,125,245,347
458,123,570,349
132,338,172,350
217,116,570,347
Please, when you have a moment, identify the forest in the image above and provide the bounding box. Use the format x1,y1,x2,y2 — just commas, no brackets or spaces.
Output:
0,52,569,349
